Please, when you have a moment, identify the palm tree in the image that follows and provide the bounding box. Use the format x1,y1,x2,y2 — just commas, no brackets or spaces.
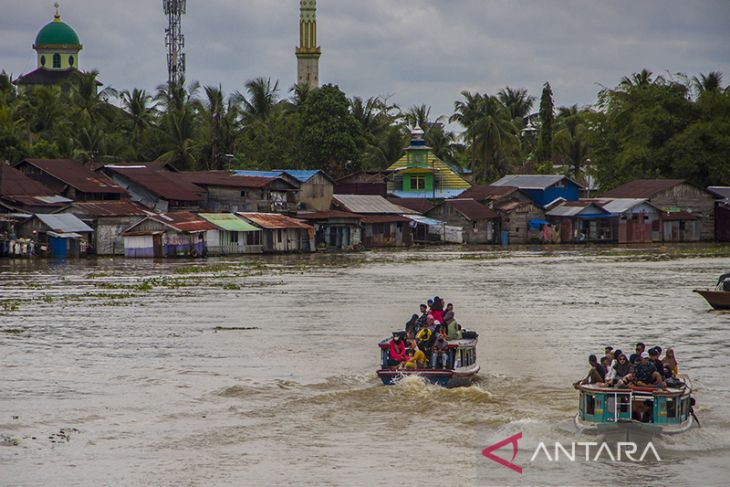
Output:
195,85,241,170
693,71,724,95
554,105,590,179
497,87,535,122
619,69,664,89
236,77,280,123
119,88,156,159
154,80,200,169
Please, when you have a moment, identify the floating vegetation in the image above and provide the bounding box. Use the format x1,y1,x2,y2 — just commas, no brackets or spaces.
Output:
222,283,240,290
213,326,259,331
0,300,21,313
0,327,27,335
84,272,112,279
41,295,53,303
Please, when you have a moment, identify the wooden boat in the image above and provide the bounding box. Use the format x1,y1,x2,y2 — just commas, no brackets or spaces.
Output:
574,377,695,441
693,288,730,310
376,333,479,388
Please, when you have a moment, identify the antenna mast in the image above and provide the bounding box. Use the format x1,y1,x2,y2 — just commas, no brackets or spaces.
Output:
163,0,186,86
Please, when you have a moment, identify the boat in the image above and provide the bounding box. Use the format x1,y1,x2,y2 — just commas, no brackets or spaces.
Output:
376,332,480,387
574,377,696,441
693,288,730,310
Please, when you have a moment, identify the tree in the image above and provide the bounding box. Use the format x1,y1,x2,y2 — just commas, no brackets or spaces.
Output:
554,105,591,180
297,84,361,177
154,80,200,169
537,82,554,164
497,86,535,122
119,88,156,160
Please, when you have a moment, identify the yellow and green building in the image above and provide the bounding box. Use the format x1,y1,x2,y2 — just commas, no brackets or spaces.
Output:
15,4,84,91
386,126,472,200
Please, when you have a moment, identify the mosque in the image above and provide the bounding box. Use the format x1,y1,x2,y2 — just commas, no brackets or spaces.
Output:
14,3,84,91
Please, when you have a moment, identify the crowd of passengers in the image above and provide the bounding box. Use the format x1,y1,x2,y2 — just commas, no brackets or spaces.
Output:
386,297,464,370
574,343,683,390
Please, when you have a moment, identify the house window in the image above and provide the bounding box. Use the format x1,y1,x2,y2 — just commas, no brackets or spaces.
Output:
240,190,247,197
53,53,61,68
68,55,74,66
412,175,426,190
277,229,283,243
230,232,239,243
246,232,261,245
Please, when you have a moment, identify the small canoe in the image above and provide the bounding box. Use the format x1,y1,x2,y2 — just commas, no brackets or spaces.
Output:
693,289,730,310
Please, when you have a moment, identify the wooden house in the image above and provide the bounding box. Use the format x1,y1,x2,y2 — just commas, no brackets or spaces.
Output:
426,199,499,244
180,171,300,213
0,164,72,213
237,213,314,253
491,175,582,208
19,213,93,258
61,200,148,255
545,201,613,243
335,171,389,196
598,198,661,243
198,213,263,255
296,210,362,250
332,194,414,247
601,179,715,241
707,186,730,242
102,165,205,212
15,159,128,201
122,211,215,258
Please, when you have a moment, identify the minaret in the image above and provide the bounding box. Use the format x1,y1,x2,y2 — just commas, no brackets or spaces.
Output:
295,0,321,87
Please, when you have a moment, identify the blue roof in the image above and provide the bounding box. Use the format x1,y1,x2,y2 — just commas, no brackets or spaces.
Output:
233,169,326,183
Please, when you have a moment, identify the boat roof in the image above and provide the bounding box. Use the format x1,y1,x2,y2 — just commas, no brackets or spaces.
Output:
577,383,690,397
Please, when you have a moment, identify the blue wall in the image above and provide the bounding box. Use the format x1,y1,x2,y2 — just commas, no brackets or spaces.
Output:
525,182,580,207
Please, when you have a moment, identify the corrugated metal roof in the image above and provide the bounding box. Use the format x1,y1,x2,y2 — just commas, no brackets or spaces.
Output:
707,186,730,200
492,174,582,190
598,198,653,214
494,199,534,212
360,214,411,224
546,202,610,217
198,213,261,232
238,212,313,230
442,199,499,220
601,179,686,198
387,197,434,214
178,171,282,189
35,213,94,233
19,159,127,194
0,164,58,197
71,201,147,217
276,170,321,183
233,170,285,179
154,212,216,232
662,211,700,221
106,167,204,201
403,214,444,226
458,185,519,201
333,194,408,214
296,210,362,221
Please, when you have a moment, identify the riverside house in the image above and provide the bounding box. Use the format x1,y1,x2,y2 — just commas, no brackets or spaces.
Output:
61,200,148,255
426,199,499,244
103,165,205,212
19,213,93,258
332,194,413,247
237,212,314,253
0,164,72,213
122,211,215,258
198,213,263,255
15,159,128,201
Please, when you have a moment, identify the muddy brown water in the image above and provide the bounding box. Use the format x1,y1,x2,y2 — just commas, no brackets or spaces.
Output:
1,246,729,486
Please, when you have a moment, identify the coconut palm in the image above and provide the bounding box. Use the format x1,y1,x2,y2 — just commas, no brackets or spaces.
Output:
554,105,590,180
693,71,724,95
119,88,156,158
236,77,280,123
497,86,535,122
154,80,200,169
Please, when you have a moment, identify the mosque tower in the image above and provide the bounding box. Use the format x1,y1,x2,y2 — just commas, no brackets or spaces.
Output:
33,3,82,72
295,0,321,87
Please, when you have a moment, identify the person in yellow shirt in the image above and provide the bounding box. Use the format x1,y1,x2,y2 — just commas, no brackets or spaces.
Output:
402,348,427,369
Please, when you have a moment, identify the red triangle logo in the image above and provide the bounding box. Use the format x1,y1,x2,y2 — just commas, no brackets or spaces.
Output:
482,432,523,474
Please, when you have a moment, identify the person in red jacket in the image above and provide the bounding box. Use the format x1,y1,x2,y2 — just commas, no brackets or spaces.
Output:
388,333,408,367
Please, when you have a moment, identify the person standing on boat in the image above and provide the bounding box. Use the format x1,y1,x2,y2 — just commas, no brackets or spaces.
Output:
387,333,408,367
432,331,450,368
430,297,444,324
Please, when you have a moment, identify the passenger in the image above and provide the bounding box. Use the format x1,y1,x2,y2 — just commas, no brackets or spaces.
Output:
404,314,419,340
442,303,455,324
574,354,606,387
663,348,679,377
415,304,429,329
430,296,444,324
402,347,427,369
648,348,668,379
426,299,434,313
387,332,408,368
432,331,450,369
611,352,631,385
446,317,462,340
604,346,614,362
416,325,433,357
628,352,666,389
629,342,645,365
602,356,616,384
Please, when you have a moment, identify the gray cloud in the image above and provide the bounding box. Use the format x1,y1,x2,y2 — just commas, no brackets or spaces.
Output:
2,0,729,119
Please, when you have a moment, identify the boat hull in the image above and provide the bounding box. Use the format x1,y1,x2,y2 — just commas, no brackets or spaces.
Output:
377,365,479,388
575,415,693,441
693,289,730,309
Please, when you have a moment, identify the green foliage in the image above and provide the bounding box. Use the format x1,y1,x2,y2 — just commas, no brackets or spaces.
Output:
297,84,361,177
538,82,554,163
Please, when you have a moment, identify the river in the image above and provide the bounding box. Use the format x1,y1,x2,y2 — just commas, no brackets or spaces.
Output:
1,245,729,486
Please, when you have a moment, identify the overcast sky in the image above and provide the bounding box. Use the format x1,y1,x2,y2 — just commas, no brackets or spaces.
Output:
3,1,729,118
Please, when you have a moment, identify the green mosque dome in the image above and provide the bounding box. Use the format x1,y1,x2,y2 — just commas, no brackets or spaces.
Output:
34,7,81,47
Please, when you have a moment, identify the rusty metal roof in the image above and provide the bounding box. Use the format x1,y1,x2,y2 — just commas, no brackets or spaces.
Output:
441,199,498,221
492,174,583,190
601,179,687,198
360,214,411,224
333,194,406,214
458,185,520,201
386,197,434,214
238,212,313,230
19,159,127,194
0,164,57,196
493,199,534,212
71,200,148,217
661,210,700,221
105,166,204,201
178,171,287,189
129,211,217,233
296,210,362,221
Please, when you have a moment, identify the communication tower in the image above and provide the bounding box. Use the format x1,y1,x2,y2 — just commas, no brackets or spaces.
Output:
163,0,186,86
